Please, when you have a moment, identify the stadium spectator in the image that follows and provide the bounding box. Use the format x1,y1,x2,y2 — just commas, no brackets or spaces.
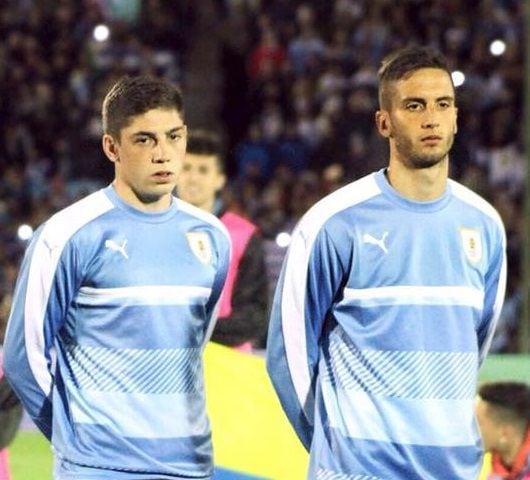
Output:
287,4,326,76
233,123,274,183
246,29,287,82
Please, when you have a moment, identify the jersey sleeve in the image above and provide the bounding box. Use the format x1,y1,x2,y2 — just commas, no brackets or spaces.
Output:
477,221,507,364
3,225,81,439
203,228,232,345
266,222,346,450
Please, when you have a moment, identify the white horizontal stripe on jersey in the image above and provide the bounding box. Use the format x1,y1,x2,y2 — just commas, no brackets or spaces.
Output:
343,285,484,309
75,285,212,306
322,384,477,447
70,390,207,438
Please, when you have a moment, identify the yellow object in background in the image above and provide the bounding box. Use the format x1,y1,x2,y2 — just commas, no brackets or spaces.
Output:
204,342,308,479
478,453,491,480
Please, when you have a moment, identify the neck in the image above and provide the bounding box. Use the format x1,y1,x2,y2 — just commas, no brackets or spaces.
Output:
386,157,448,201
197,197,216,214
112,180,172,212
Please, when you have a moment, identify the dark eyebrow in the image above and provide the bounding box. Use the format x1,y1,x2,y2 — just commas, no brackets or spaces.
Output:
167,126,186,135
131,126,186,138
402,97,426,104
402,96,455,105
132,131,156,139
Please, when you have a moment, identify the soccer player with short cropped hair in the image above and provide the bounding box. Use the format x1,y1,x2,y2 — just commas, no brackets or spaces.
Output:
267,45,507,479
3,75,231,479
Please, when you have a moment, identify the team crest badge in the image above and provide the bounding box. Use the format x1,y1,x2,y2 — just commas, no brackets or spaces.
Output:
460,227,482,263
186,232,212,265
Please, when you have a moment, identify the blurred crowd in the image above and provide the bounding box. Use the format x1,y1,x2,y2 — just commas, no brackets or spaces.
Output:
0,0,526,351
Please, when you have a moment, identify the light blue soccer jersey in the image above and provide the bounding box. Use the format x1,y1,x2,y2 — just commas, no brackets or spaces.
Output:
267,169,506,480
4,185,231,479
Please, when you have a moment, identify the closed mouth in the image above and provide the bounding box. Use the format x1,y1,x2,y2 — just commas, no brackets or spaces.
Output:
421,135,442,141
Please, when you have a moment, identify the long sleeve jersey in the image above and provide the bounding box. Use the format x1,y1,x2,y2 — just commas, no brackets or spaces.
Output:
267,169,506,480
3,185,231,479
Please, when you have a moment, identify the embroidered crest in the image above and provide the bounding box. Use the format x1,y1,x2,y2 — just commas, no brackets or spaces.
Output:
460,227,482,263
186,232,212,265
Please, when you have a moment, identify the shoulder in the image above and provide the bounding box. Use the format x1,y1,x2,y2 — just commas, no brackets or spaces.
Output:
296,173,381,242
174,198,230,242
449,180,504,231
38,189,114,250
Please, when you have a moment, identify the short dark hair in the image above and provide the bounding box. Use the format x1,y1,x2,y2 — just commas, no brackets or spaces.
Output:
378,45,454,109
186,129,224,171
102,75,184,139
478,381,530,426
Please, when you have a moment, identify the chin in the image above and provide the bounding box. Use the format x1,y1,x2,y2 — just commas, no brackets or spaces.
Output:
142,186,174,202
409,155,446,169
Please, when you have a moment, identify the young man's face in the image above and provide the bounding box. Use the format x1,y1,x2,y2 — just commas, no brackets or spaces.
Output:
176,153,226,213
103,107,187,211
377,68,458,170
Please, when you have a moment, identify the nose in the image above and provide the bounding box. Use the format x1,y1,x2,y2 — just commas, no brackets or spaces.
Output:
421,105,440,129
152,140,171,163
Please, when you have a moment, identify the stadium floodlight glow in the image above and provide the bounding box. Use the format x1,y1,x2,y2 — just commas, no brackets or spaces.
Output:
451,70,465,88
275,232,291,248
93,24,110,42
17,224,34,241
489,39,506,56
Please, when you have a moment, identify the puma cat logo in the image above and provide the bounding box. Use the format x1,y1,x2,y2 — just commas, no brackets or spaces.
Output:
104,239,129,259
362,232,389,254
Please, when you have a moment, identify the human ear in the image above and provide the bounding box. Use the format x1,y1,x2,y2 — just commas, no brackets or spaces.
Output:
102,134,120,163
376,111,391,138
216,173,227,193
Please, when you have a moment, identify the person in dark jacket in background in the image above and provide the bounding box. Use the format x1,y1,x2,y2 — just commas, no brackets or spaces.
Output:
176,129,269,352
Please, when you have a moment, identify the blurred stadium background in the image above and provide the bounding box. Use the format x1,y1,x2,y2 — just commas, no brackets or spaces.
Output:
1,0,529,478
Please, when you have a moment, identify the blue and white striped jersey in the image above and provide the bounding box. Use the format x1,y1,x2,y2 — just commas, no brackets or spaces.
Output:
267,169,506,480
4,185,231,479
